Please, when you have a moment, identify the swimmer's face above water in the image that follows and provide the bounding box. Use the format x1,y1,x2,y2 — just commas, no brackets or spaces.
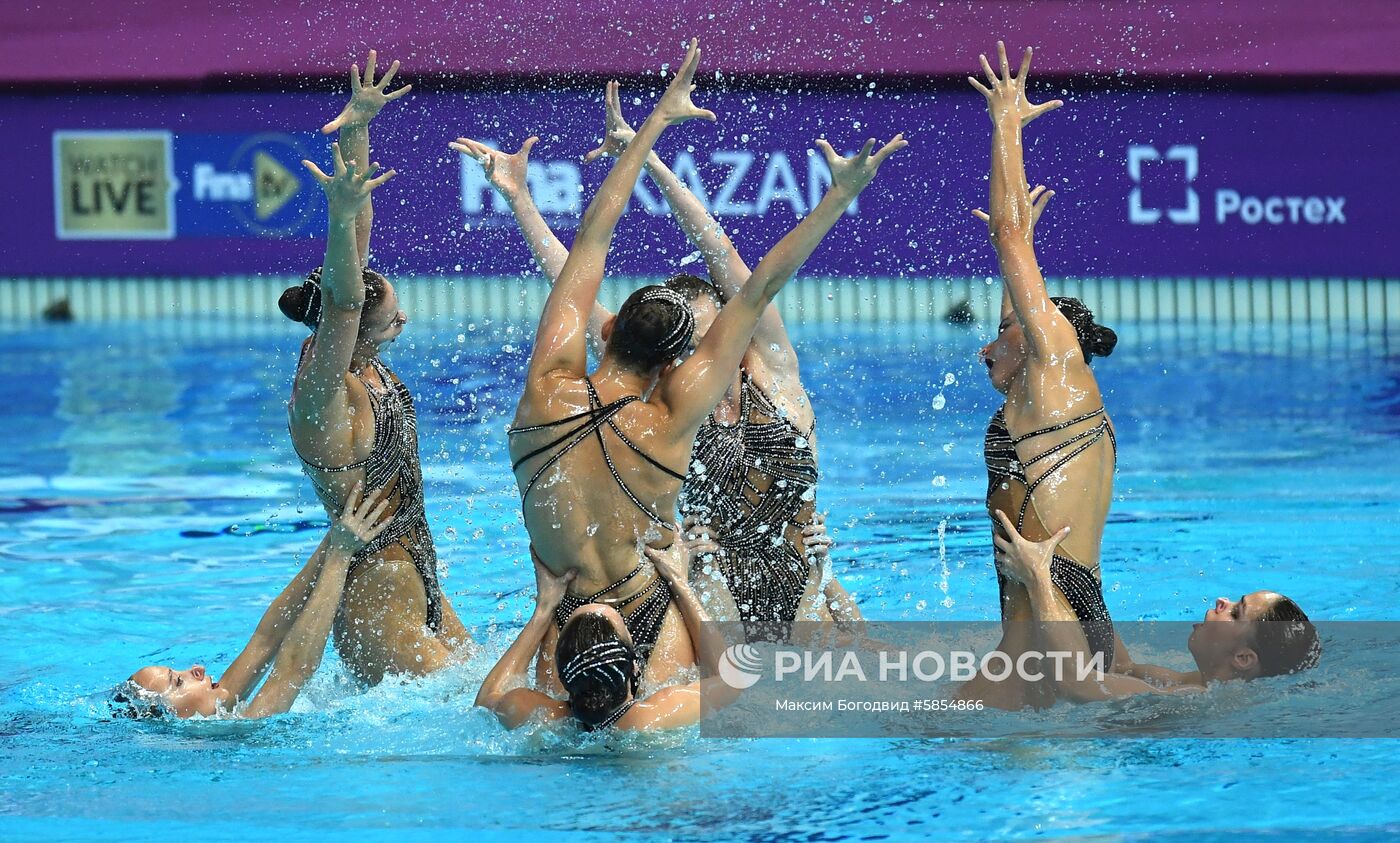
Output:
364,282,408,347
1186,590,1304,680
128,664,235,718
980,313,1028,395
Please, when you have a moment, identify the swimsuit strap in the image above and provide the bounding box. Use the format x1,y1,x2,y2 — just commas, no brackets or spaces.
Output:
289,362,391,473
511,404,626,492
1009,406,1105,446
583,378,680,529
553,563,675,663
1017,426,1113,530
510,377,679,529
585,560,648,602
553,559,649,626
602,419,687,482
591,699,636,731
1020,419,1110,469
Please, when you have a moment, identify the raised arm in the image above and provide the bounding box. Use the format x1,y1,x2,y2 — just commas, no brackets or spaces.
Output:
659,134,906,428
802,515,865,628
523,38,715,383
622,543,740,730
968,42,1071,360
585,83,799,369
321,50,412,265
475,559,575,729
240,484,394,719
451,136,612,356
217,530,338,701
647,544,726,675
291,145,397,433
991,511,1192,703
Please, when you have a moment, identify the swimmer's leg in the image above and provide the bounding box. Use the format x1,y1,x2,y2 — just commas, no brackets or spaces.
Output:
334,558,458,685
640,602,697,689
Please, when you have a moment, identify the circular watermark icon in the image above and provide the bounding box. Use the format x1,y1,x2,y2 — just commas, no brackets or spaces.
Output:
718,644,764,689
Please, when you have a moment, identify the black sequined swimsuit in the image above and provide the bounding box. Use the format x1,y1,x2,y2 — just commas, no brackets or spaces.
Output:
681,371,819,641
985,404,1116,666
292,357,443,631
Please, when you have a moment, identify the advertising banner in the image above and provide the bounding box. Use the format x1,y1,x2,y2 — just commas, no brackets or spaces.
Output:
3,86,1397,278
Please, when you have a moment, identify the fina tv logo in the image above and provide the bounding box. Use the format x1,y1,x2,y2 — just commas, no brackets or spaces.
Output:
1127,144,1346,227
717,644,764,690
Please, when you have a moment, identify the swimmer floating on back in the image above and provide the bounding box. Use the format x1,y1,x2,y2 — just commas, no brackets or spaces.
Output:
116,484,393,719
982,510,1319,702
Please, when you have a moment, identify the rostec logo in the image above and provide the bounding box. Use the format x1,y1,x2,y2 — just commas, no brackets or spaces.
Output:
1127,144,1199,225
1127,144,1346,227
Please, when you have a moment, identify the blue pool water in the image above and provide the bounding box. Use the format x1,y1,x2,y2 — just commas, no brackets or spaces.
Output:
2,314,1398,839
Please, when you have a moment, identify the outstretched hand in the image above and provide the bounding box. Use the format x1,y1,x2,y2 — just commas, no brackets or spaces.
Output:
450,136,538,202
968,41,1063,128
327,481,394,554
815,133,907,198
991,508,1069,588
321,50,412,135
653,38,717,126
302,142,396,221
583,80,639,163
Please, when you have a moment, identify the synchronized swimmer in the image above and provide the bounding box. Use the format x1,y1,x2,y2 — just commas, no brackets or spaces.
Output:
116,39,1318,727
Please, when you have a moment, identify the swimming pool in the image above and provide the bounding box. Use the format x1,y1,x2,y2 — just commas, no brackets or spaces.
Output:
2,312,1397,839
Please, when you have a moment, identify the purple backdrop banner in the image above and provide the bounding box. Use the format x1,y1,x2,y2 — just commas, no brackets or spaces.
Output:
5,85,1398,278
6,2,1400,81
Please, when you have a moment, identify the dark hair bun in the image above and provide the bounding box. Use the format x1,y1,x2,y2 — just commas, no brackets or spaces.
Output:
278,284,313,324
279,268,325,329
1089,325,1118,358
1050,295,1117,363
